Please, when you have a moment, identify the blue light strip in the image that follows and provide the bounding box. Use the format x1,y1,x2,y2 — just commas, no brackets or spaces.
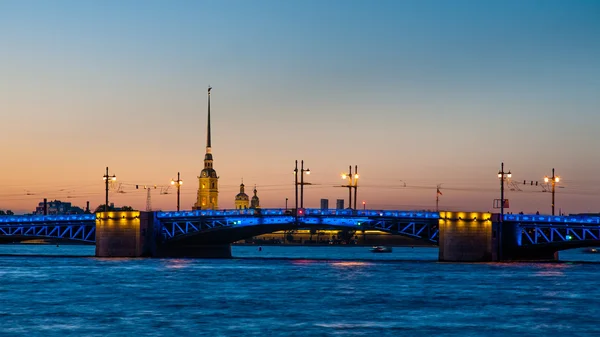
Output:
504,214,600,224
156,209,265,218
0,214,96,224
156,208,440,219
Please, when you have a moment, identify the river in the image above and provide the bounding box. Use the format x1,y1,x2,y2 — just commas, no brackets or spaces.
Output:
0,245,599,336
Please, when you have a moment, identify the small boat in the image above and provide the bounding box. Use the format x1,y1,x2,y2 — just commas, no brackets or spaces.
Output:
370,246,392,253
582,248,599,254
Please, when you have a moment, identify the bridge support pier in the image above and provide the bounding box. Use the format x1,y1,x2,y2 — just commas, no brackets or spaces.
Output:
439,212,559,262
95,211,232,258
95,211,157,257
438,212,493,262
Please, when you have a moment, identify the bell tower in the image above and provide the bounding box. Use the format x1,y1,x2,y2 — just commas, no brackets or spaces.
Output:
193,86,219,210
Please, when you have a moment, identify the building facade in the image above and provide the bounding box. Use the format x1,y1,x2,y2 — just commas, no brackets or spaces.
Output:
235,182,250,209
33,200,85,215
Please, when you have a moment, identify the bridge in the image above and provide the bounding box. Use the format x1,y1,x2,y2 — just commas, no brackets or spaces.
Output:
0,209,599,261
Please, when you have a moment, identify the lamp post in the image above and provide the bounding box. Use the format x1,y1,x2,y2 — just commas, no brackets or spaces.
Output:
300,160,310,208
171,172,183,211
497,162,512,219
362,201,366,210
544,168,560,216
341,165,359,209
294,160,311,212
285,197,288,210
497,162,511,260
102,167,116,212
294,161,298,214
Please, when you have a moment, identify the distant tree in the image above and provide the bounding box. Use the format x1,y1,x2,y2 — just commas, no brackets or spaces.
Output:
6,210,14,215
0,210,5,216
94,204,137,213
94,204,115,213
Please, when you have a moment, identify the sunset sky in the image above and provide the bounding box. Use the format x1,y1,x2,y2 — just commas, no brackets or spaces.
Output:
1,0,600,214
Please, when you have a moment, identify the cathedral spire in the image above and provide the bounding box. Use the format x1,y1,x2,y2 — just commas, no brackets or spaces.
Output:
193,85,219,211
206,86,212,153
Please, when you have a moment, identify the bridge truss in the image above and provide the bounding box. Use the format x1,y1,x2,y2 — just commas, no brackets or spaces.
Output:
504,214,600,246
0,214,96,243
157,209,440,242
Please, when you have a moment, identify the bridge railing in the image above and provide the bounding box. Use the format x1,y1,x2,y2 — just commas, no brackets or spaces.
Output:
303,209,439,218
156,208,441,219
0,214,96,224
504,214,600,225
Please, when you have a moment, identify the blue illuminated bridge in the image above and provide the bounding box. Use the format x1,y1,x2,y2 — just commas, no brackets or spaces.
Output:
1,209,599,254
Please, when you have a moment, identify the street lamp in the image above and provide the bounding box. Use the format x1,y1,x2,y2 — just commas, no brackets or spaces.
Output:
497,162,512,219
300,161,310,208
171,172,183,211
341,165,359,209
544,168,560,216
497,162,511,261
294,160,311,212
102,167,116,212
362,201,366,210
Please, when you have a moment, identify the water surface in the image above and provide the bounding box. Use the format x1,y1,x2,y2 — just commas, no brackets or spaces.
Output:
0,245,599,336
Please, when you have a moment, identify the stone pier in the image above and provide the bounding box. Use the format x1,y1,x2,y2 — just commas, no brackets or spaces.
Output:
438,211,494,262
438,212,559,262
95,211,231,258
95,211,157,257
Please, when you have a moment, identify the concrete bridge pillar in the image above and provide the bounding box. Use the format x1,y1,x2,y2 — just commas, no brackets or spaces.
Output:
95,211,231,258
438,212,493,262
439,212,559,262
95,211,157,257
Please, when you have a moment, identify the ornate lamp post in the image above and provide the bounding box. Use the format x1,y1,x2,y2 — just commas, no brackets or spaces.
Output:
171,172,183,211
294,160,311,213
102,167,116,212
300,161,310,208
497,162,512,219
341,165,359,209
544,168,560,215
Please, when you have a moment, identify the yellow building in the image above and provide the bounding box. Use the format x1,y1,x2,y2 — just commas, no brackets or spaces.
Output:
193,87,219,210
235,182,250,210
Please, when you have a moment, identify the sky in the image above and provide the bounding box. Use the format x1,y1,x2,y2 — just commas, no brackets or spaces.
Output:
1,0,600,215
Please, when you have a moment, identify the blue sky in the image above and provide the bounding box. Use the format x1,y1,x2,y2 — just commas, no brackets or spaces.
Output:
1,0,599,213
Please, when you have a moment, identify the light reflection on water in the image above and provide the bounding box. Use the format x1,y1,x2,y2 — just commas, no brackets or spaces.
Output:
0,245,599,336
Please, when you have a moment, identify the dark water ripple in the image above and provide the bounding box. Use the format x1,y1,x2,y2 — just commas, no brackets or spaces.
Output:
0,245,599,336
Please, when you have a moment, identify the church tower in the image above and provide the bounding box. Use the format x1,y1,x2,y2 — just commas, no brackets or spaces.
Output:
234,180,250,210
250,186,260,209
193,86,219,210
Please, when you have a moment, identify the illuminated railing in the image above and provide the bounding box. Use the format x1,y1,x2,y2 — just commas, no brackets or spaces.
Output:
0,214,96,224
156,208,440,219
504,214,600,224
